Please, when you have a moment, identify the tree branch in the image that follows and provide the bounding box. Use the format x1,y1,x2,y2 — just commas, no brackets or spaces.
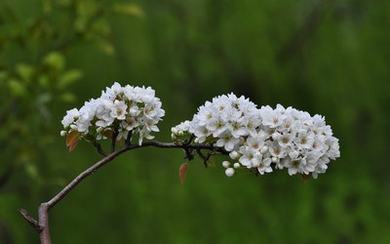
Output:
20,140,226,244
19,208,41,233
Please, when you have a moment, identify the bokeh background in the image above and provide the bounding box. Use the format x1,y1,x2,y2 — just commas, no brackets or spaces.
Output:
1,0,389,243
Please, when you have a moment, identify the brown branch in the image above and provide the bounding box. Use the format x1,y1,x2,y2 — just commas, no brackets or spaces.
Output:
19,209,41,233
20,140,226,244
111,130,119,152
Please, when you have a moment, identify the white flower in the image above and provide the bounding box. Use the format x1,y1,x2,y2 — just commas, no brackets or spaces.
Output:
259,105,285,128
228,120,248,138
257,158,273,175
111,100,128,120
239,146,259,167
295,131,315,149
251,152,263,167
275,132,293,147
215,132,240,151
95,99,115,127
193,126,209,143
287,158,305,176
74,115,91,133
246,133,266,150
122,117,140,131
269,142,286,158
208,118,228,137
61,108,79,128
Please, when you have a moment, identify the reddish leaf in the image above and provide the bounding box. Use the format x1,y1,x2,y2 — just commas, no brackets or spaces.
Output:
66,131,79,152
179,163,188,184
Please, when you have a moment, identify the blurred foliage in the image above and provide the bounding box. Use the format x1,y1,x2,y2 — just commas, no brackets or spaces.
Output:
1,0,390,243
0,0,143,242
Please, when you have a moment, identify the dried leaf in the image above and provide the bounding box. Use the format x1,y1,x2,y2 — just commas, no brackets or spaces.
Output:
179,163,188,184
102,130,113,139
66,131,79,152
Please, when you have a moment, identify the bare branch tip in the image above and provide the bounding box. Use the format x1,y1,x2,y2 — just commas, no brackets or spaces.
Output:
19,208,42,233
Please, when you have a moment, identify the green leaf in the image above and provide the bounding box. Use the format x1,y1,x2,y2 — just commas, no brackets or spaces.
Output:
60,92,76,103
58,0,71,7
77,0,98,17
97,39,115,55
74,16,87,32
0,71,8,82
25,163,39,180
112,3,144,18
58,69,82,89
91,18,111,36
8,79,27,97
16,63,34,82
42,0,52,14
43,52,65,71
38,75,50,88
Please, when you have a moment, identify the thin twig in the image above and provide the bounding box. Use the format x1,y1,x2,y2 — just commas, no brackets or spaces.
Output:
111,130,118,153
92,141,106,157
19,209,41,233
125,131,132,146
196,149,213,168
20,140,228,244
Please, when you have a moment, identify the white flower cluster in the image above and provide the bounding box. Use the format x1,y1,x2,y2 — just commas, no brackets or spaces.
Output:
171,94,340,178
61,82,165,145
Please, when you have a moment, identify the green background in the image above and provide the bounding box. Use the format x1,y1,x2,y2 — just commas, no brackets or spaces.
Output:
0,0,389,243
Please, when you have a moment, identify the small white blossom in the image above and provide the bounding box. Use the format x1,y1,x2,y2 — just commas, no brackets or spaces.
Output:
257,158,273,175
111,100,128,120
61,108,79,128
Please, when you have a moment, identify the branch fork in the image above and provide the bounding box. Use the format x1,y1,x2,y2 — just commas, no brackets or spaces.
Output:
20,140,225,244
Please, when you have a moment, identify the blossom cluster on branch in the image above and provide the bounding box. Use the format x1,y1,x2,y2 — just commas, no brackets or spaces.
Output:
27,83,342,244
171,94,340,178
61,82,165,145
60,82,340,179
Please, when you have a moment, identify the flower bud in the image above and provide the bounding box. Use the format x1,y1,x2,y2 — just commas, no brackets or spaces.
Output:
229,151,239,160
225,168,235,177
222,161,230,168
